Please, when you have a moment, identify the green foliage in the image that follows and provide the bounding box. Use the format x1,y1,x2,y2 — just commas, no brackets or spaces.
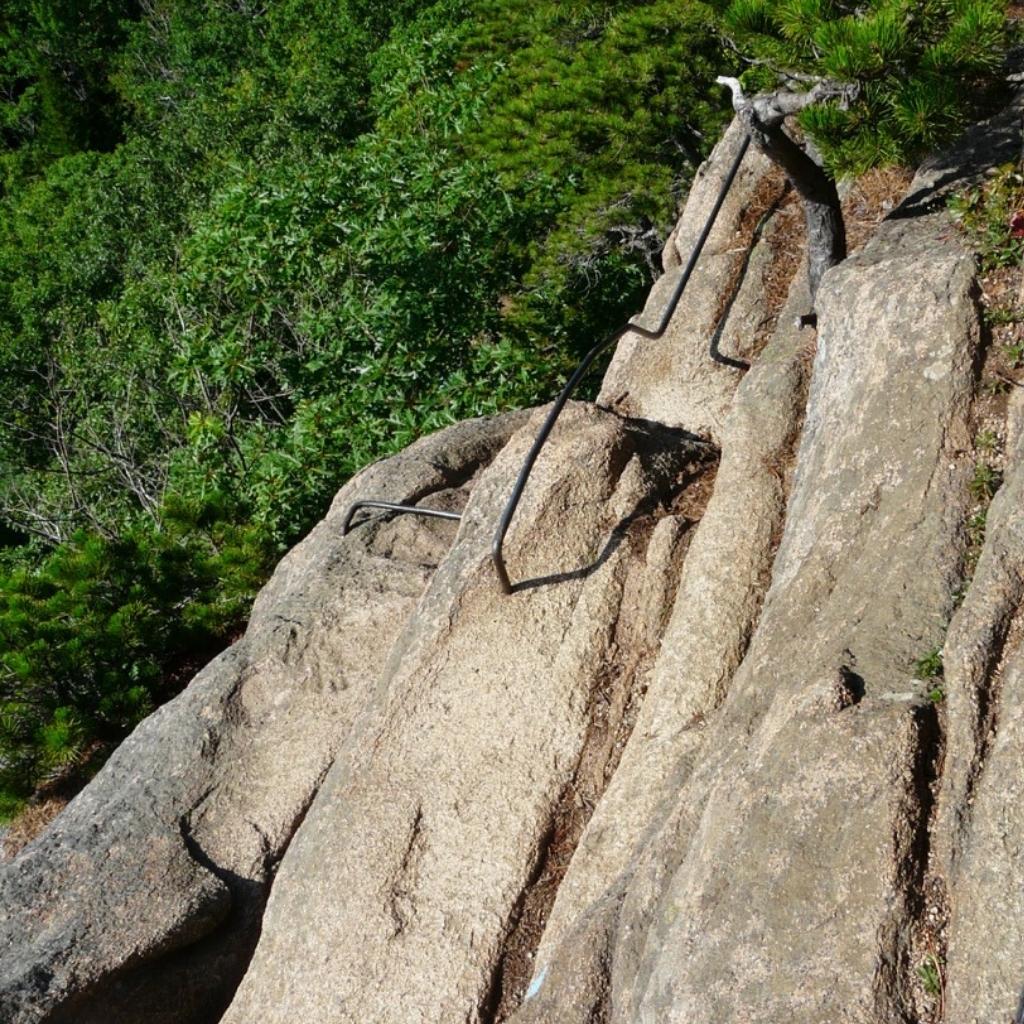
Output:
913,647,943,681
917,953,943,996
0,0,730,798
456,0,726,348
0,501,273,799
0,0,134,180
913,646,945,703
986,304,1024,325
969,461,1003,501
917,643,946,700
975,428,999,453
949,163,1024,268
714,0,1010,175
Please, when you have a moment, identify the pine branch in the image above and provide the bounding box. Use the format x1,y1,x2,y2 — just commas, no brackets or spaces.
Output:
716,75,857,126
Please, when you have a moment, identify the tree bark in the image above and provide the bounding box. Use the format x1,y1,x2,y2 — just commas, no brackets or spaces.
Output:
717,78,848,304
739,110,846,301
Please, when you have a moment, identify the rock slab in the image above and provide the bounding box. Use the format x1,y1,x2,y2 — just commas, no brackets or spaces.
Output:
0,413,524,1024
222,404,713,1023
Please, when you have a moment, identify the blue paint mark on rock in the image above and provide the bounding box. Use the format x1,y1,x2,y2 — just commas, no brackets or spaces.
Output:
524,964,548,1001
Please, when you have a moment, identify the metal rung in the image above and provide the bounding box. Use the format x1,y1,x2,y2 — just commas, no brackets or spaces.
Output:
341,500,461,535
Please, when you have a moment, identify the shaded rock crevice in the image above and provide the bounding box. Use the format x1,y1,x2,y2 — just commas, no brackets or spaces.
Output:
933,343,1024,865
941,571,1021,865
478,811,556,1024
939,495,1024,870
709,174,812,373
387,804,426,940
486,457,717,1023
884,700,947,1024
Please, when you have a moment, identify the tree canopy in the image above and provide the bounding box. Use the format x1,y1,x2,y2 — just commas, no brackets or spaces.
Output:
718,0,1009,174
0,0,729,810
711,0,1010,299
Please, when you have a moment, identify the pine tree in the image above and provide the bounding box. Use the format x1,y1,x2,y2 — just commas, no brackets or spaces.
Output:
712,0,1009,302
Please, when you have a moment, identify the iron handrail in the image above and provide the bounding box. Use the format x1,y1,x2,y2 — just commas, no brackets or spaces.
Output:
491,132,751,594
342,133,752,592
341,500,461,535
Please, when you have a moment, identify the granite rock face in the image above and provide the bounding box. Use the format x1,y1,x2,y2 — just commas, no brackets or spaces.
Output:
4,96,1024,1024
598,118,788,444
222,405,713,1023
0,412,525,1024
936,385,1024,1024
508,90,1022,1024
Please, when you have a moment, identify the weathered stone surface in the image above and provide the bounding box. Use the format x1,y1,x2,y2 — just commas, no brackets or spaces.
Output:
937,388,1024,1024
0,413,525,1024
599,118,785,443
4,91,1023,1024
527,281,814,975
221,404,713,1024
512,187,979,1024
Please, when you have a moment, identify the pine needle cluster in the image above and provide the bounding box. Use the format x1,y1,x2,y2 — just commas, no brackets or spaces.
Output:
715,0,1010,173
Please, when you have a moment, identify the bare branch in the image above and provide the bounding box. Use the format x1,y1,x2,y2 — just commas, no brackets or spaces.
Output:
716,76,857,127
715,77,849,302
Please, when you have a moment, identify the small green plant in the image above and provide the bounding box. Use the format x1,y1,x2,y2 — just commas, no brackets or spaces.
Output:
927,685,945,704
969,462,1003,501
1005,342,1024,369
975,429,999,454
981,376,1013,397
917,953,942,998
949,164,1024,269
967,508,988,547
987,305,1024,326
957,508,989,605
914,648,944,681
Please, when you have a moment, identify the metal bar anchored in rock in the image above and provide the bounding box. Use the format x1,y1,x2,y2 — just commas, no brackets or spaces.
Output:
342,500,462,535
491,132,751,595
